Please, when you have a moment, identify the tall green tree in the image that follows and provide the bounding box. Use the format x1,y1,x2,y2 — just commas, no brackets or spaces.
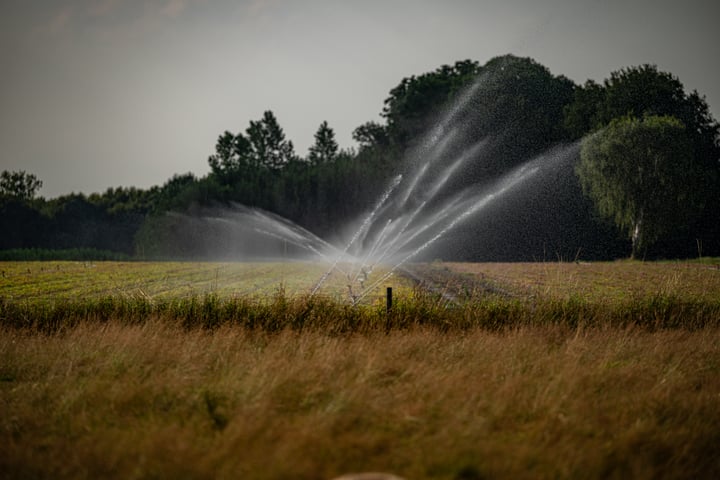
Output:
0,170,43,202
206,111,297,209
352,121,390,150
381,59,480,147
246,110,296,171
208,111,296,175
577,115,701,258
475,56,576,164
565,64,719,167
563,79,605,139
566,64,720,257
380,55,576,174
308,121,339,165
207,131,253,177
0,171,46,250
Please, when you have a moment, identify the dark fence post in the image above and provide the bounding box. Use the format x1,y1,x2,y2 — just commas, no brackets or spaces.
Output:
386,287,393,314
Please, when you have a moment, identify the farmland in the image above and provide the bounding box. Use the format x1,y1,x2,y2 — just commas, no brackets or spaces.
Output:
438,259,720,302
1,260,720,479
0,261,414,303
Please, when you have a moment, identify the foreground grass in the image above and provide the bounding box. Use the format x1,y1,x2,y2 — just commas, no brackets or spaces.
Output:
2,261,719,478
1,321,719,479
2,287,719,333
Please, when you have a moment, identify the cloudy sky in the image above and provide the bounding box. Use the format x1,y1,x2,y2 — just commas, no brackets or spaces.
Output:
1,0,718,198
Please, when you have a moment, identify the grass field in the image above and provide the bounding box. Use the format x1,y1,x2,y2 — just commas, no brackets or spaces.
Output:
1,260,720,479
0,261,413,304
439,259,720,302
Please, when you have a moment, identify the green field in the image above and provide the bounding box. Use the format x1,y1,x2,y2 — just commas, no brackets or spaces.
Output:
3,258,719,305
1,260,720,479
0,260,414,304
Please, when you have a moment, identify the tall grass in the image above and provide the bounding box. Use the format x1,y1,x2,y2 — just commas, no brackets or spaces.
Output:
2,268,719,479
1,321,719,479
2,290,718,333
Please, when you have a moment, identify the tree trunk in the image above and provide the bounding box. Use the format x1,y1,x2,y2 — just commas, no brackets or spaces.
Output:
631,211,644,259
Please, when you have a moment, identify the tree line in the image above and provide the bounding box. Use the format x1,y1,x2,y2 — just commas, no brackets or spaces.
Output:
2,54,718,260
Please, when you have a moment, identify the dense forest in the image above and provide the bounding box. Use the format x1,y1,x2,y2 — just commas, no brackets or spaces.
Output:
2,54,719,261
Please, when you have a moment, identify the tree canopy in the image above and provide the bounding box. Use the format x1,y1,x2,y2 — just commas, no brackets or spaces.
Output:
208,110,296,176
578,115,700,258
0,170,43,202
381,59,481,147
565,64,719,166
308,121,339,165
2,56,719,260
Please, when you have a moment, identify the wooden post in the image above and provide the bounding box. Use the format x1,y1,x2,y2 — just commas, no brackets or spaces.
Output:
386,287,393,314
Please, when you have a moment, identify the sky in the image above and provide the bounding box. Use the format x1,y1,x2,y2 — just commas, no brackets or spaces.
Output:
1,0,719,198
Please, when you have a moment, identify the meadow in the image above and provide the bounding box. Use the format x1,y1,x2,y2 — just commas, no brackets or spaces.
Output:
1,260,720,479
0,260,413,303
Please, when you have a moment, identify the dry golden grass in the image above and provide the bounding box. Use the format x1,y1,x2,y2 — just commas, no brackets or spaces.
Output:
441,260,720,302
2,260,719,478
2,321,719,479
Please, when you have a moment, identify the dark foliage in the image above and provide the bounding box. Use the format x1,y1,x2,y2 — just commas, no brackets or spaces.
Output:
2,56,718,261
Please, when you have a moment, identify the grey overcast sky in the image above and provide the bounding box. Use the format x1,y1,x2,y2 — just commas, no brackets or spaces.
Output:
1,0,719,198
